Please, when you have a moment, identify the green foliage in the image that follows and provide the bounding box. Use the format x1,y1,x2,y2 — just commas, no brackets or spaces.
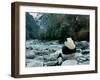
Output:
26,12,89,42
26,12,39,40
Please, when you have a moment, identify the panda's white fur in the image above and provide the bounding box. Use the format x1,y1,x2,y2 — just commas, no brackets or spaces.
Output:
64,37,75,49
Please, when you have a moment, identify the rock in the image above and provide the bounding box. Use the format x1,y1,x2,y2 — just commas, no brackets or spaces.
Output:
26,59,33,64
75,52,83,57
75,41,89,49
45,48,49,50
57,57,63,65
49,49,56,53
80,41,89,49
26,60,44,67
44,61,58,66
82,61,89,64
44,53,59,61
84,54,90,61
34,50,48,56
76,49,82,53
26,46,33,50
78,61,89,65
82,49,89,54
75,42,82,49
75,49,83,57
61,60,77,66
35,56,44,60
61,53,75,61
76,56,89,63
26,50,35,59
43,55,51,61
49,49,62,60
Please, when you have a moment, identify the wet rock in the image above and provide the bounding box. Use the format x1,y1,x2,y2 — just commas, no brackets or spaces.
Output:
78,61,89,65
34,50,49,56
80,41,89,49
49,50,62,60
44,53,58,61
35,56,44,60
44,61,58,66
82,49,89,54
57,57,63,65
75,49,83,57
75,52,83,57
75,42,82,49
49,49,56,53
61,53,75,61
43,55,51,61
75,41,89,49
26,51,35,59
26,46,33,50
26,59,33,64
76,49,82,53
76,56,89,64
61,60,77,66
27,60,44,67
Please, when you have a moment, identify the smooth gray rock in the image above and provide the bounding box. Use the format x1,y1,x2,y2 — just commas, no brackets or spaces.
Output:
44,61,58,66
49,50,62,60
75,41,89,49
26,60,44,67
26,50,35,59
61,60,77,66
75,52,83,57
57,57,63,65
78,61,89,65
35,56,44,60
34,50,49,56
76,56,89,63
26,59,34,64
61,53,75,61
80,41,89,49
82,49,89,54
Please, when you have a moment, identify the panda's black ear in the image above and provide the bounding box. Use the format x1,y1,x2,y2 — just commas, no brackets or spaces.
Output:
65,38,67,42
64,36,67,40
66,34,71,39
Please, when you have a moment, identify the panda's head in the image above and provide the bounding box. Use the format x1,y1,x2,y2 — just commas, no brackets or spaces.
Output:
64,37,76,49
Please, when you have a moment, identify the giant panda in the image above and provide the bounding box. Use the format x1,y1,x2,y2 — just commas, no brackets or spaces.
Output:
57,37,76,64
62,37,76,55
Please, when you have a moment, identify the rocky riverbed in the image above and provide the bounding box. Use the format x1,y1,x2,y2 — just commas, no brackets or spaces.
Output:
25,40,90,67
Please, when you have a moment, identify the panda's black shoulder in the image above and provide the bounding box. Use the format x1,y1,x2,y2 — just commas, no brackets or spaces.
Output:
62,46,69,53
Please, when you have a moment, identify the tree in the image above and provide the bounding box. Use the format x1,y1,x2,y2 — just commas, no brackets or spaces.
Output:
26,12,39,40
